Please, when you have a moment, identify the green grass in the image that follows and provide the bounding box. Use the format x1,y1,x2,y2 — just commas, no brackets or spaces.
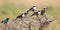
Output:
0,4,26,19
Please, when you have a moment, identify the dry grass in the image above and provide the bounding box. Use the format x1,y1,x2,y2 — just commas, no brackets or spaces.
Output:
0,0,60,30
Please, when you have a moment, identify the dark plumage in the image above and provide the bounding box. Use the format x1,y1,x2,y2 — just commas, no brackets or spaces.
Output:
16,9,29,20
1,18,9,24
24,9,29,15
40,7,46,15
31,10,40,16
28,5,36,12
16,13,23,20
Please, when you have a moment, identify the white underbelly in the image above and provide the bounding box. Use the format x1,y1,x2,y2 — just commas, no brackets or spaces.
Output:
33,7,36,9
38,12,41,15
22,14,25,17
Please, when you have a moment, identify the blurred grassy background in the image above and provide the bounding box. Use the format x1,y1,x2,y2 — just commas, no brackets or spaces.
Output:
0,0,60,30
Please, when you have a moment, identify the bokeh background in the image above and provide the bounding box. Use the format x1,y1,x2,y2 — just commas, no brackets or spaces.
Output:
0,0,60,30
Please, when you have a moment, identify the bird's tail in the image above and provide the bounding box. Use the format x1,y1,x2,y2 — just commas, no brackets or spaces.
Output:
1,21,3,23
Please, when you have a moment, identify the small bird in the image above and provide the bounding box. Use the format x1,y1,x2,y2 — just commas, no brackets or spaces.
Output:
16,13,24,20
1,18,9,24
40,7,46,15
31,10,40,17
16,9,29,20
24,9,29,15
28,5,36,12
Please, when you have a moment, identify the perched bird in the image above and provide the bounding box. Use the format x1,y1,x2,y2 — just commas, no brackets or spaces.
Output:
16,13,24,20
40,7,46,15
1,18,9,24
15,9,29,20
24,9,29,15
31,10,40,16
31,7,47,17
28,5,36,12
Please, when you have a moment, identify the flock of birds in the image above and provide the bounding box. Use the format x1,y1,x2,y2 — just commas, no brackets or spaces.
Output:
1,5,53,26
15,5,46,20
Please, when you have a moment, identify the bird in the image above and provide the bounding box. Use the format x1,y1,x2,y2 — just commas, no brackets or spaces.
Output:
40,7,47,15
15,13,24,20
28,5,36,12
24,9,29,15
15,9,29,20
31,10,40,17
1,18,9,24
31,7,47,17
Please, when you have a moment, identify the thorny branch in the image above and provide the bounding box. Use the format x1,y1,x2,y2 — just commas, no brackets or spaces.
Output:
1,15,54,30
